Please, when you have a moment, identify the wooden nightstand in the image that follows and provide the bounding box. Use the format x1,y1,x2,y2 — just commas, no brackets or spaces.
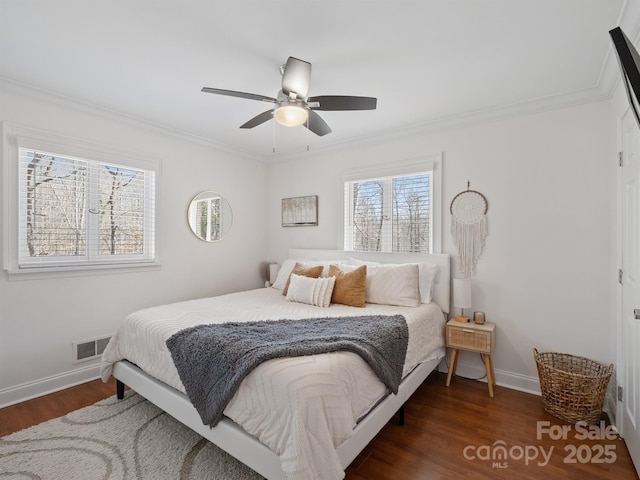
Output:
445,319,496,397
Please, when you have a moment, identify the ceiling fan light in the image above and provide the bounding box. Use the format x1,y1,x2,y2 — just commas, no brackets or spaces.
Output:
274,105,308,127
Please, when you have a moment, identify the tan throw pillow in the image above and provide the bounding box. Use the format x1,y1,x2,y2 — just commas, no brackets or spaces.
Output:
328,264,367,307
282,263,324,296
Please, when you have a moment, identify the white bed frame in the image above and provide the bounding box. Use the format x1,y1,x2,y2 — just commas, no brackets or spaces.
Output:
112,249,450,480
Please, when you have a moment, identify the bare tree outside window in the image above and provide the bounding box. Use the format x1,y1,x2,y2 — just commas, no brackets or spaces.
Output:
392,174,430,253
346,172,432,253
352,180,384,251
24,152,87,257
19,148,154,266
99,166,145,255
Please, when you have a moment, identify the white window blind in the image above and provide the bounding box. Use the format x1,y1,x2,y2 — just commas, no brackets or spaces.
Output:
17,147,155,268
343,155,441,254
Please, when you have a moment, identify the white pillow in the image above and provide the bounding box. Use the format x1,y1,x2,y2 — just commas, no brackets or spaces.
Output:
366,263,420,307
270,258,297,290
330,262,358,272
418,262,439,303
348,257,381,267
286,274,336,307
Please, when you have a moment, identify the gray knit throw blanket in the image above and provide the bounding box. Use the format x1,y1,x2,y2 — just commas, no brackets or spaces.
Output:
166,315,408,427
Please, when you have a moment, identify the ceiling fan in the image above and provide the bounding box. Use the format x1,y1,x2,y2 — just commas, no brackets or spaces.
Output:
201,57,377,136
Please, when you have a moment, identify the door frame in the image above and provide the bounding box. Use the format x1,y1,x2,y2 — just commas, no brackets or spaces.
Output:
615,111,623,436
616,107,640,475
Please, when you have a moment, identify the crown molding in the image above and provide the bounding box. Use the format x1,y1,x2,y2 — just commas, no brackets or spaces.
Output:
265,2,640,163
597,0,640,98
0,76,259,162
0,61,619,167
268,85,610,163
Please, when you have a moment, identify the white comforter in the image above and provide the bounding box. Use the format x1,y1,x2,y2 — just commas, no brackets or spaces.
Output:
100,288,445,480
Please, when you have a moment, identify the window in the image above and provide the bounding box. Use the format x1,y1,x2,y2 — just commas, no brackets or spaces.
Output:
3,124,159,274
343,155,441,253
190,193,223,241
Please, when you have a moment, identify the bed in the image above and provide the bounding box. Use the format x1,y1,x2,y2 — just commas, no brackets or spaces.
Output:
100,249,450,480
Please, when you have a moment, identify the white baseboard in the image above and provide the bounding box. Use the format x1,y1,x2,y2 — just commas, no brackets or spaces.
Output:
1,359,541,409
0,364,102,408
437,356,541,396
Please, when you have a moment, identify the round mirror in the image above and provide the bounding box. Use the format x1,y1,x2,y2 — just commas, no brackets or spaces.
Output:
187,191,233,242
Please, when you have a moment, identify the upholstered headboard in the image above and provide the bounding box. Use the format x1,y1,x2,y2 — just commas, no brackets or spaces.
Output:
288,249,451,314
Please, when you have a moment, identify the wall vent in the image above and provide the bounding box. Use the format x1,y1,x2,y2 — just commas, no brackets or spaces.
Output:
72,335,113,363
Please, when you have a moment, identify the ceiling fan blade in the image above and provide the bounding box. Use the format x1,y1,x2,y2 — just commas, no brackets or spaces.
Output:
307,95,377,111
201,87,276,103
281,57,311,98
240,110,274,129
305,110,332,136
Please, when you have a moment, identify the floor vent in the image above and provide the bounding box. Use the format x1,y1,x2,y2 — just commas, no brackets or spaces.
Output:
73,335,113,363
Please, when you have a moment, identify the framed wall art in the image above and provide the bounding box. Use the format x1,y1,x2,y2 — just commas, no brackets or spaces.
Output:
282,195,318,227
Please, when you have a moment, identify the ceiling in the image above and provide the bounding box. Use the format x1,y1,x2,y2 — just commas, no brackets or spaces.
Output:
0,1,630,161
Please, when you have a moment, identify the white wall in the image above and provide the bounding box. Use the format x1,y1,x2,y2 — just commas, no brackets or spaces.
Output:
0,84,268,405
266,100,616,393
0,82,617,404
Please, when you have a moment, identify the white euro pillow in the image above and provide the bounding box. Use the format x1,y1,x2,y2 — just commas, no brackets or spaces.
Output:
365,263,420,307
271,259,297,290
418,262,439,303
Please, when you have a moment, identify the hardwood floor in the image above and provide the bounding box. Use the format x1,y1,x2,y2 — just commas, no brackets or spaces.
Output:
0,377,118,437
1,372,637,479
346,372,639,480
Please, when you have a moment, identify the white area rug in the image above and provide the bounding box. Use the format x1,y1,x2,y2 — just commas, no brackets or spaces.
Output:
0,391,265,479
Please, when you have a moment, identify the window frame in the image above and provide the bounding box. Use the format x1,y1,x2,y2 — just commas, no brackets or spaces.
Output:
341,154,442,254
2,123,161,276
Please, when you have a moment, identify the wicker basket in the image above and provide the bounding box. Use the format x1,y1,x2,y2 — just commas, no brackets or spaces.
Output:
534,348,613,425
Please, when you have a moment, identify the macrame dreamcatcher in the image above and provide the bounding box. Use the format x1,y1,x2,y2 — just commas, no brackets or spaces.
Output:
450,182,488,277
